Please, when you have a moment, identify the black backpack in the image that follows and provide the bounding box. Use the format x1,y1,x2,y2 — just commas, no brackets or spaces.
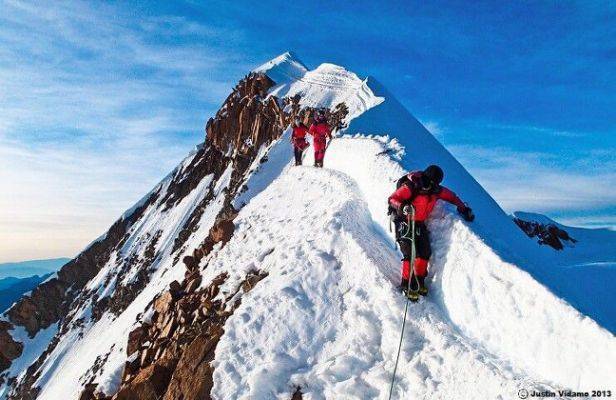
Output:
388,173,420,215
396,174,412,190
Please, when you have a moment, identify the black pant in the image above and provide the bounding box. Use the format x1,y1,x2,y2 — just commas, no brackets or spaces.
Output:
294,148,304,165
394,219,431,261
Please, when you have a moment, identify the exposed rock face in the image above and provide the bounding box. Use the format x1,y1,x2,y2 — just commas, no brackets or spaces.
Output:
163,333,216,400
205,73,280,155
4,71,350,397
96,270,268,400
514,217,577,250
78,383,99,400
0,322,23,361
114,362,174,400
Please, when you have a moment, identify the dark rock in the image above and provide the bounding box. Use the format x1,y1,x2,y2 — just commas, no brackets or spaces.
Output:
182,256,198,271
169,281,182,298
184,275,202,293
192,248,204,260
242,270,269,293
291,386,303,400
0,322,23,360
163,334,219,400
514,217,577,251
114,362,173,400
127,326,148,356
0,353,10,371
79,383,98,400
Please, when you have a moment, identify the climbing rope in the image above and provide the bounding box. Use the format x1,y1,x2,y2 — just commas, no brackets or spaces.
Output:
388,206,416,400
388,292,410,400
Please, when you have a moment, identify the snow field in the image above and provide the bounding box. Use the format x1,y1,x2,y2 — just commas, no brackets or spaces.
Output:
326,136,616,392
208,134,615,399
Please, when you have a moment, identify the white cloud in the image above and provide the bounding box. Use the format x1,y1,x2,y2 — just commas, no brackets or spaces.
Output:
420,120,445,142
448,145,616,215
484,123,584,138
556,215,616,231
0,1,252,262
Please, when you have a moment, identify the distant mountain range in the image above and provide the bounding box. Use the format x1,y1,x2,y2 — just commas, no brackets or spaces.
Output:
0,258,68,313
0,258,70,280
0,274,53,312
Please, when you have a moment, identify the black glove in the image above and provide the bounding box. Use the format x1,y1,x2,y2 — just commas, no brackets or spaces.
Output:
458,206,475,222
401,205,413,216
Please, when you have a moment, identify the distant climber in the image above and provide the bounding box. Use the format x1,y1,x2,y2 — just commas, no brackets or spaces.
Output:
308,110,332,168
291,116,310,166
388,165,474,301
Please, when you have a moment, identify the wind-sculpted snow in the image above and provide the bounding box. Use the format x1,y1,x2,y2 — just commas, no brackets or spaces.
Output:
256,52,384,122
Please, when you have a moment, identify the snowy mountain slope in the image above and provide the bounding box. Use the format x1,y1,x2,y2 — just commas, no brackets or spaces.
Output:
33,162,229,400
1,68,292,399
210,137,615,398
255,52,384,123
1,146,230,399
260,53,616,333
1,52,614,400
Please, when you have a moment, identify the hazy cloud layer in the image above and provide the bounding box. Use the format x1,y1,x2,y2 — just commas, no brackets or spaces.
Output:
0,1,250,262
448,144,616,227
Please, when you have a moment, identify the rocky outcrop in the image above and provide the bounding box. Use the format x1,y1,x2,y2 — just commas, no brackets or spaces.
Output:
181,210,237,281
0,322,23,362
0,321,23,374
162,333,216,400
206,73,280,154
90,269,267,400
514,217,577,250
5,70,350,396
114,362,174,400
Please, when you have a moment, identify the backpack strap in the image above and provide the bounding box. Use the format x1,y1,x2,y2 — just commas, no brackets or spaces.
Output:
389,172,421,215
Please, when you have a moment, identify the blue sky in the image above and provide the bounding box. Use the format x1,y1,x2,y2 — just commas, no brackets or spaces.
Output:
0,0,614,261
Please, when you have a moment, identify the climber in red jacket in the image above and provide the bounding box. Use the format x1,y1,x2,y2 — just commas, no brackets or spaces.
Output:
291,116,309,166
388,165,475,300
308,111,332,168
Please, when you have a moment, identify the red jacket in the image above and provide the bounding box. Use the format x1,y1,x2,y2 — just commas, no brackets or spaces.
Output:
388,172,465,221
292,125,309,149
308,122,331,151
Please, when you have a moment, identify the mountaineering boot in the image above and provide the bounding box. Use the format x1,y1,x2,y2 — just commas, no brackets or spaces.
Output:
406,274,420,302
406,289,419,302
417,275,428,296
399,278,409,293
